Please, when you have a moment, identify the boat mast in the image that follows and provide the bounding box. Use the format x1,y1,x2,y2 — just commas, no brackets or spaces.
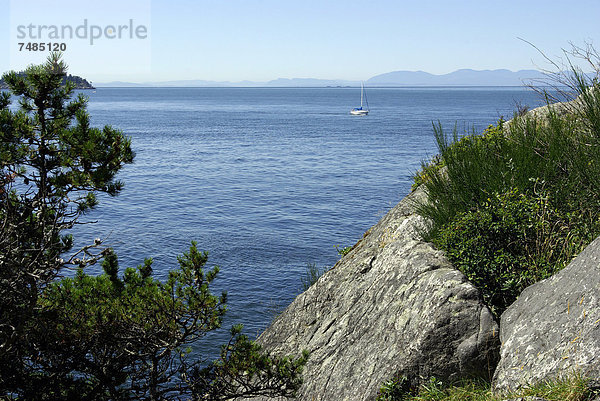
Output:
360,82,364,108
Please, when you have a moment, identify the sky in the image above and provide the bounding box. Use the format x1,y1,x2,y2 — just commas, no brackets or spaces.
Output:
1,0,599,83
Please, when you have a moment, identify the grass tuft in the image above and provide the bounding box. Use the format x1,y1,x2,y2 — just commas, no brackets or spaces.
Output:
300,263,328,292
414,67,600,316
378,374,597,401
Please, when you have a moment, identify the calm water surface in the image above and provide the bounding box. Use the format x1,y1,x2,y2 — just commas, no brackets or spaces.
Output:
74,87,543,349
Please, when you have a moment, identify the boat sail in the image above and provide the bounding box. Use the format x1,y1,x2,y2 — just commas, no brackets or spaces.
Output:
350,82,369,115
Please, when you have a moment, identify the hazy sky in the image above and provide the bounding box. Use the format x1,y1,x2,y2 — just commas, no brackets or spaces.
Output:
1,0,599,83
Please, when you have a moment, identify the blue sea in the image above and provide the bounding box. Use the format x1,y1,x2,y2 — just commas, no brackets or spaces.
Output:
74,86,543,350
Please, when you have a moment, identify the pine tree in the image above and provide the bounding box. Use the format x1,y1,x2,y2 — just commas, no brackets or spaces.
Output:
0,52,134,392
0,54,306,400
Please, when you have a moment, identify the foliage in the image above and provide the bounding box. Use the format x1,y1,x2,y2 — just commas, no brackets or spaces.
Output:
433,187,581,316
187,325,308,400
0,52,134,392
376,375,418,401
0,54,306,400
299,245,351,292
411,154,443,192
414,57,600,315
0,71,94,89
378,374,596,401
300,262,328,292
334,244,353,257
28,244,223,399
25,243,306,400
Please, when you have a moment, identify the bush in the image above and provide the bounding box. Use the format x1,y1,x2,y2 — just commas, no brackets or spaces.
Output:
418,104,600,315
418,101,600,237
433,187,575,316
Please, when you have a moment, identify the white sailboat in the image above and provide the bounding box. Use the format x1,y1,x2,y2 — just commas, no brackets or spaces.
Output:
350,82,369,115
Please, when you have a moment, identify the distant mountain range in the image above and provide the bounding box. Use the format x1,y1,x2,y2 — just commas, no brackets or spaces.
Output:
95,69,548,88
367,69,546,86
96,78,359,88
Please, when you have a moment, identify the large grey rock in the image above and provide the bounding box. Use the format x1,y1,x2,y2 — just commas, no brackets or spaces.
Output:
493,235,600,392
256,187,499,401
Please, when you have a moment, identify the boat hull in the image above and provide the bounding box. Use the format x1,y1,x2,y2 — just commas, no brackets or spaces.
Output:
350,109,369,115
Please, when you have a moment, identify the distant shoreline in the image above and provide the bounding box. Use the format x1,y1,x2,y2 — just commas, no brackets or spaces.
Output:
0,73,95,90
92,85,534,89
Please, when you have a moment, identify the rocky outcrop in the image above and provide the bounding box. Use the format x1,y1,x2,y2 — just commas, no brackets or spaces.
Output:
255,187,500,401
493,235,600,392
504,92,590,129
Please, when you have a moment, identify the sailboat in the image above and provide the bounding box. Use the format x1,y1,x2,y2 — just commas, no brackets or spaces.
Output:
350,82,369,115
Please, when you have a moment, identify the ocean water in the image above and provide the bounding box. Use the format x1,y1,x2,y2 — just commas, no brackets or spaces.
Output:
74,86,543,348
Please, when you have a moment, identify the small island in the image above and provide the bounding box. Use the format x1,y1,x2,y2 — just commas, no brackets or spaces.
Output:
0,72,95,89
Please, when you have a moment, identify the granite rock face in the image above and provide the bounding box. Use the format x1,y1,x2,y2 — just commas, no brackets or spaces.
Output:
493,235,600,392
256,187,499,401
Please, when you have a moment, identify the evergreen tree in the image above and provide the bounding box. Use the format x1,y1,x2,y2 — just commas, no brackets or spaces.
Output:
0,53,306,400
0,52,134,392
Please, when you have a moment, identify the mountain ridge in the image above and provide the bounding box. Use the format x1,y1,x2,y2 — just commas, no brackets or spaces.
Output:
367,68,545,86
94,69,548,88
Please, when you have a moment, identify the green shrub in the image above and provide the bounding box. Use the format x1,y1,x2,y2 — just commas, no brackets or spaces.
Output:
433,187,574,316
335,244,353,257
